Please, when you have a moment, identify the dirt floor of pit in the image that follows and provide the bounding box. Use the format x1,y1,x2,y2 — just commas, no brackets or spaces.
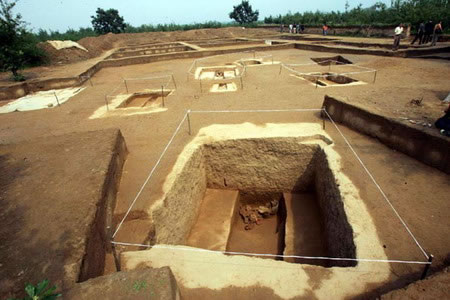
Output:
0,31,449,298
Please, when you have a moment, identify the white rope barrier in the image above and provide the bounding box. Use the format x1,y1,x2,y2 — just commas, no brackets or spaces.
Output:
111,107,429,264
110,242,431,265
124,75,173,81
281,62,377,79
322,109,429,260
190,108,322,113
112,112,189,238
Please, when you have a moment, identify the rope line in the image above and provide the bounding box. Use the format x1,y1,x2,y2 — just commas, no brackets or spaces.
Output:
111,242,431,265
112,112,188,238
323,109,429,259
190,109,322,113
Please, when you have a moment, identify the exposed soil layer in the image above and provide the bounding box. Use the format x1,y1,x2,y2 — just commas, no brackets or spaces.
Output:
0,129,127,299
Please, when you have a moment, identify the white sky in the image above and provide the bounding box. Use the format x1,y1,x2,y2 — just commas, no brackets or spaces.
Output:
15,0,391,32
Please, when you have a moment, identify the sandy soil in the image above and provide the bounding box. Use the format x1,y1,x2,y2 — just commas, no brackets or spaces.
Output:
0,29,449,299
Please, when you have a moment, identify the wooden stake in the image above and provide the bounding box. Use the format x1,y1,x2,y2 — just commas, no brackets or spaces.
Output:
187,111,192,135
421,255,433,280
53,92,60,106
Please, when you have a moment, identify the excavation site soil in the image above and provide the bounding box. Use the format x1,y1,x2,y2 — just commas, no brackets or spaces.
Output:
0,27,449,299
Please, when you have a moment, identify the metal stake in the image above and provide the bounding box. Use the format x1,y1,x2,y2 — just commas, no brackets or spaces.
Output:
322,118,325,130
373,70,377,83
187,111,192,135
240,77,244,90
161,85,165,108
171,74,177,89
124,80,129,93
105,95,109,111
279,65,283,75
53,92,61,106
111,241,121,271
421,255,433,280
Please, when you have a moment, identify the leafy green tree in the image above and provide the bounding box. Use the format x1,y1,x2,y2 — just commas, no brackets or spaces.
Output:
0,0,45,81
91,8,126,34
229,1,259,24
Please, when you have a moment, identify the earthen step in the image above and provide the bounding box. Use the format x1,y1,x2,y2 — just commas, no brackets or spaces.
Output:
186,189,239,251
283,193,328,265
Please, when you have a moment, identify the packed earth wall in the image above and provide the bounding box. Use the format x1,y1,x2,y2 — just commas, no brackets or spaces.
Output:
322,95,450,174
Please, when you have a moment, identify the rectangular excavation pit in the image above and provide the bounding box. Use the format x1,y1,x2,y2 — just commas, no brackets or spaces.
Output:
300,72,360,87
311,55,353,66
237,59,263,66
117,91,171,108
195,66,239,80
209,82,237,93
156,138,357,268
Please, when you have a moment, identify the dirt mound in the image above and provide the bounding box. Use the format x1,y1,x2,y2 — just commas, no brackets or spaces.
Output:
38,42,91,64
42,27,274,65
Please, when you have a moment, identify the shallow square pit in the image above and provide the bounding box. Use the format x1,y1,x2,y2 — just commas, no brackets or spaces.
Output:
300,72,360,87
237,59,263,66
117,91,171,108
209,82,237,93
195,66,239,80
311,55,353,66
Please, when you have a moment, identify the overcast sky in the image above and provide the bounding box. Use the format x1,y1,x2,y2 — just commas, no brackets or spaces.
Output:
15,0,392,32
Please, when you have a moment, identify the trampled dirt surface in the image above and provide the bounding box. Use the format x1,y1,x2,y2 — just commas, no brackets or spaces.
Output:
0,129,124,299
0,28,449,299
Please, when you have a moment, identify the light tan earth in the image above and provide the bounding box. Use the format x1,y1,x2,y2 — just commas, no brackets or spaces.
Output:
0,28,449,299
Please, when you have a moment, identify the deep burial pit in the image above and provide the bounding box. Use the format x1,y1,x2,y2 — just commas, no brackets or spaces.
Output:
311,55,353,66
154,138,357,268
117,91,171,108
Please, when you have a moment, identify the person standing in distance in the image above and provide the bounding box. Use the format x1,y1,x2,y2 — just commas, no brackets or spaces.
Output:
392,24,404,51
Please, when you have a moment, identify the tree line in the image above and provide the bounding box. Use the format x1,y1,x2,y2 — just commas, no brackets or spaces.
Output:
264,0,449,30
1,0,449,81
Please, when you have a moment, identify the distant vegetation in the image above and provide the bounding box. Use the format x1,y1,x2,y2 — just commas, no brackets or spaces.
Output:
264,0,449,31
229,0,259,24
1,0,449,79
0,0,46,80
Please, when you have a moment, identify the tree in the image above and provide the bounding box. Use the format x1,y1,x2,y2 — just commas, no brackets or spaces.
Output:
0,0,45,81
229,1,259,24
91,8,126,35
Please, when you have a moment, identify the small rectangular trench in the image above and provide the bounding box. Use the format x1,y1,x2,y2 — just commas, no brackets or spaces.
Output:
302,72,359,87
117,91,170,108
196,66,239,80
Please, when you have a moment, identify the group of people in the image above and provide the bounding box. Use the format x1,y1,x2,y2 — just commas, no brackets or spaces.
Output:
393,21,443,51
410,21,443,46
280,24,305,34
